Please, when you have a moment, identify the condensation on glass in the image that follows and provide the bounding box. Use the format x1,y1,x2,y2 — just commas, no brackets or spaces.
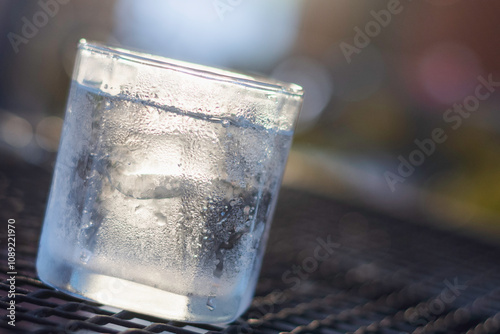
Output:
36,40,303,323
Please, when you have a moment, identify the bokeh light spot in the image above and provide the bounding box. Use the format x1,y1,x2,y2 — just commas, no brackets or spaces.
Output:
418,43,482,105
36,116,64,151
1,112,33,148
272,57,333,131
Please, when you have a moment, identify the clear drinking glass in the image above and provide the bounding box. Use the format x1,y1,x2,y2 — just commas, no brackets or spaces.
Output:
36,40,303,323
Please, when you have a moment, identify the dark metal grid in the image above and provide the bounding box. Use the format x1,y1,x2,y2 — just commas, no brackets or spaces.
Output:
1,159,500,334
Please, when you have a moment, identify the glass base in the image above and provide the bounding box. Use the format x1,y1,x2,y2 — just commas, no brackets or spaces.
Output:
36,257,246,324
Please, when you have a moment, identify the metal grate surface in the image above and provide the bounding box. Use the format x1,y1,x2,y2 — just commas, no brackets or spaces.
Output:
1,159,500,334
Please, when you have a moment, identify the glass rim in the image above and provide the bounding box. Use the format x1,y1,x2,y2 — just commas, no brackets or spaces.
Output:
78,39,304,97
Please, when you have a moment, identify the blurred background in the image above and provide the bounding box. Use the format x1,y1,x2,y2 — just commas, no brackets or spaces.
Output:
1,0,499,240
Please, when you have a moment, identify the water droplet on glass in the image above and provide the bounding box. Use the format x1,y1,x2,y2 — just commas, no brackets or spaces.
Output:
80,250,92,264
155,212,167,226
103,100,112,110
206,297,216,311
